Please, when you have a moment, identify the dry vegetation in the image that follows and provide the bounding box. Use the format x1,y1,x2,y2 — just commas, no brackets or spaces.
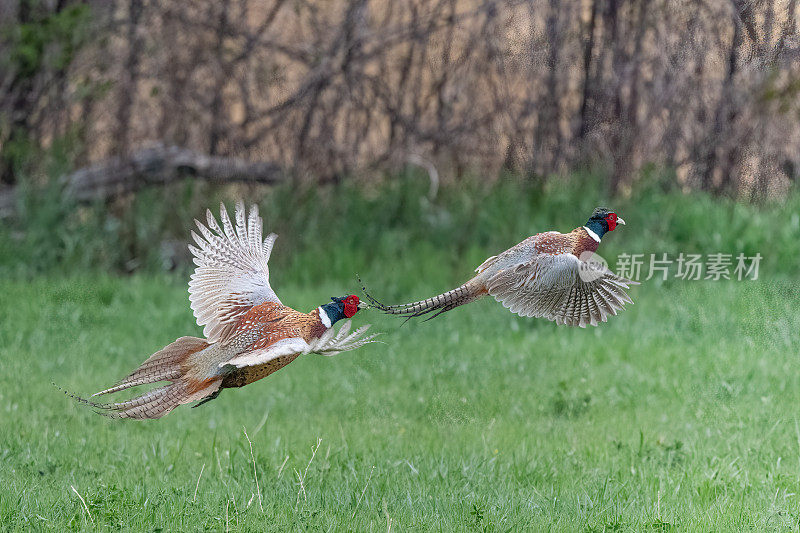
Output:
2,0,800,198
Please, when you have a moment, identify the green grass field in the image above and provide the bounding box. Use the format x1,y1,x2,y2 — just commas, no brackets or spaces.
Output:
2,179,800,531
2,271,800,531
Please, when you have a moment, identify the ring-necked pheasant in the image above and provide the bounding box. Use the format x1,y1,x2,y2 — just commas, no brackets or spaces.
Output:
362,207,638,327
66,202,378,419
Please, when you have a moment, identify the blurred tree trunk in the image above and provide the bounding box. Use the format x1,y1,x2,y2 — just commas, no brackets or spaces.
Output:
532,0,563,175
208,0,231,156
611,0,648,193
578,0,600,141
1,0,92,184
114,0,144,156
701,2,743,193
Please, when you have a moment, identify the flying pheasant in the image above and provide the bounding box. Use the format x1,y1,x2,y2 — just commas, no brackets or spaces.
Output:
67,202,378,419
362,207,637,327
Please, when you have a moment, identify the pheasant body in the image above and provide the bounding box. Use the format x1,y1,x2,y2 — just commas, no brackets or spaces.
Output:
69,203,377,419
364,208,638,327
214,302,331,387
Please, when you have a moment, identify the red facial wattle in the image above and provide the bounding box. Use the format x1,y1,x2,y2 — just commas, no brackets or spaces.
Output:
343,295,359,318
605,213,617,231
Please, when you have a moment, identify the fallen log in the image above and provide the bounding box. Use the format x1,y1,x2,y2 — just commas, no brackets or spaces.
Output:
0,144,288,217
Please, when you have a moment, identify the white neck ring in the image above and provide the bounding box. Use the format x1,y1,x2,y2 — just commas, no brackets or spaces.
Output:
584,226,601,243
318,306,332,328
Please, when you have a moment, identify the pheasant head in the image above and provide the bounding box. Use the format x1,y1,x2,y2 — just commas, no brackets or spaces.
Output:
585,207,626,242
320,295,360,326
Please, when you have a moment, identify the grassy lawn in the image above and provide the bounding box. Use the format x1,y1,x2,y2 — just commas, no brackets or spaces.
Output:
1,270,799,531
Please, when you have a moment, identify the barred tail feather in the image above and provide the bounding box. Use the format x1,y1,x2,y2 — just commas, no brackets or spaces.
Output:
93,336,209,396
360,277,486,320
60,380,221,420
61,336,222,420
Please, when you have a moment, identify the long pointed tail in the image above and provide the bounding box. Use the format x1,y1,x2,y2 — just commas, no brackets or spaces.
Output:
61,337,222,420
359,276,487,320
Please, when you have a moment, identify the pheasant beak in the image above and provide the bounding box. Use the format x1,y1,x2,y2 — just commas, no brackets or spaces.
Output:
357,301,369,309
616,217,626,225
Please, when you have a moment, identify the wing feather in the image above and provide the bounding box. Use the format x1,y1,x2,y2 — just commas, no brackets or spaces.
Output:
486,253,637,326
221,337,311,369
219,321,380,369
189,202,281,344
308,321,381,357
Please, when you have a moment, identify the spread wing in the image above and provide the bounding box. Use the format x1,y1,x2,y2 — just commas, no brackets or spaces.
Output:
307,321,381,357
188,201,281,344
219,321,380,369
220,337,310,369
485,253,638,327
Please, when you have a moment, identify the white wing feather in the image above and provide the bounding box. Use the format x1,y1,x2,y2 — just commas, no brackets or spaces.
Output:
189,201,281,344
221,337,310,368
308,321,382,357
219,321,380,368
486,253,637,327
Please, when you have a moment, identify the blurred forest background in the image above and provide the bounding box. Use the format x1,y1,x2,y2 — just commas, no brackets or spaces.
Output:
1,0,799,274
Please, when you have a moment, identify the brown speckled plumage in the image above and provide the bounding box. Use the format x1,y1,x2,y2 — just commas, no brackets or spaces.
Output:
67,202,377,419
217,302,329,388
363,209,638,327
568,227,601,257
222,353,300,388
